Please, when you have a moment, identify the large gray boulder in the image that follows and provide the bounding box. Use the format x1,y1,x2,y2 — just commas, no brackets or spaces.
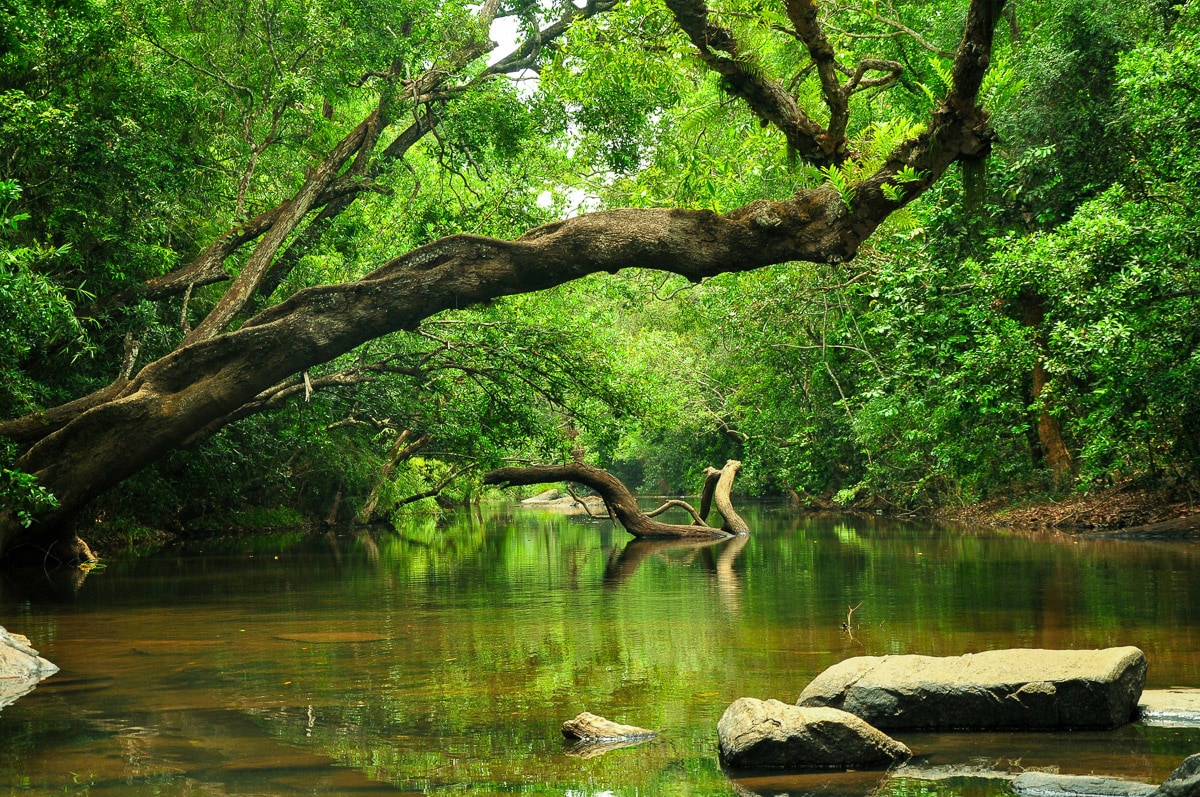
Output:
797,647,1146,730
717,697,910,770
1156,753,1200,797
0,626,59,711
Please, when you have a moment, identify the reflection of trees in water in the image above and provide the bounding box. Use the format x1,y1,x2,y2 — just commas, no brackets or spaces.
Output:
603,533,751,611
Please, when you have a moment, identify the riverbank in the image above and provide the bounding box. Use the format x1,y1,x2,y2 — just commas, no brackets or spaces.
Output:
75,478,1200,560
939,479,1200,537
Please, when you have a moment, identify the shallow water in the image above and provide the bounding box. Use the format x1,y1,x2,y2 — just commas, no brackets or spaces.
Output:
1,504,1198,796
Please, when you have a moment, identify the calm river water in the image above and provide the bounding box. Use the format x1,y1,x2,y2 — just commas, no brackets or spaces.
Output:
1,504,1198,796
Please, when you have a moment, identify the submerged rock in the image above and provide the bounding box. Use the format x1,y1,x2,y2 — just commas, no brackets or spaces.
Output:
518,492,608,516
1139,689,1200,727
717,697,910,770
521,489,562,503
1156,753,1200,797
797,647,1146,730
561,712,655,741
1012,772,1157,797
0,626,59,711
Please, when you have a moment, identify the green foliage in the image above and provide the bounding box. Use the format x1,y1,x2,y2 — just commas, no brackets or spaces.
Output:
1,441,58,527
3,0,1198,529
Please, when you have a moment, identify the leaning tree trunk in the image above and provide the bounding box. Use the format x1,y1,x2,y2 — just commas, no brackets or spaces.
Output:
0,0,1006,562
484,460,748,539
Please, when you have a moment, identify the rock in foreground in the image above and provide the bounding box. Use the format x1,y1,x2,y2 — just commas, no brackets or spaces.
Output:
1156,753,1200,797
717,698,910,770
797,647,1146,730
561,712,654,741
0,626,59,711
1011,772,1157,797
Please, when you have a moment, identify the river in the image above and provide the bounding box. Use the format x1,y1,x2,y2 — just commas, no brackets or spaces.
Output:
1,503,1198,795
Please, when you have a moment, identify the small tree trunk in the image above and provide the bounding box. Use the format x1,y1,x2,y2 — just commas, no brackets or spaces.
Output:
1019,288,1073,487
962,155,986,215
355,431,431,524
324,490,342,526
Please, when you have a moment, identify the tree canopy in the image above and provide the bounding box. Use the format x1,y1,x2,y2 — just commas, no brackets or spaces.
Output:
1,0,1198,560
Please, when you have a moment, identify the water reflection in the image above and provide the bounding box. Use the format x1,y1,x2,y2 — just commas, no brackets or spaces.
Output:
0,505,1197,796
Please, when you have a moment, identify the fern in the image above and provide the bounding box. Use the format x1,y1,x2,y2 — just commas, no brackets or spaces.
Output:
929,56,954,89
979,58,1026,110
822,164,856,208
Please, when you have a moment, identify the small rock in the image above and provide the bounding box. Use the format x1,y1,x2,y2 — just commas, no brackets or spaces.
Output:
1156,753,1200,797
561,712,654,741
1012,772,1157,797
798,647,1146,730
521,489,562,504
717,697,910,770
0,625,59,712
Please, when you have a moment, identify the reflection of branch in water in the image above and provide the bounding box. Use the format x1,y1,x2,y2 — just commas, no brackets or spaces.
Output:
603,537,729,587
714,533,749,611
353,530,381,565
0,562,88,602
324,530,344,568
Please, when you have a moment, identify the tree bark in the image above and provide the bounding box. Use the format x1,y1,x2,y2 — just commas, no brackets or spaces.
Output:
0,0,1007,561
1018,288,1073,487
484,462,733,539
698,461,751,533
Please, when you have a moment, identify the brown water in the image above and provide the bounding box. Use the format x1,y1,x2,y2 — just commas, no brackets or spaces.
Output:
1,504,1198,796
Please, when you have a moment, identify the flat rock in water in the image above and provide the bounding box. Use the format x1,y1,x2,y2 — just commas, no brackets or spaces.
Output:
797,647,1146,730
1156,753,1200,797
1138,689,1200,727
521,489,562,503
519,494,607,516
0,626,59,711
1012,772,1157,797
891,763,1018,782
561,712,654,741
717,697,910,770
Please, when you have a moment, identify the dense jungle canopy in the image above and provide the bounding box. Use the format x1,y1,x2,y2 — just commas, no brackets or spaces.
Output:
1,0,1198,560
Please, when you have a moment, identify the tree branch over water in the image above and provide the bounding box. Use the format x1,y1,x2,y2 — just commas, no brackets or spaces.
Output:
0,0,1006,562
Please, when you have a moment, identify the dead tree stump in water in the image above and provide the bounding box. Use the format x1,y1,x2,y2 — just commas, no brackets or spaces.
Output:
483,459,749,539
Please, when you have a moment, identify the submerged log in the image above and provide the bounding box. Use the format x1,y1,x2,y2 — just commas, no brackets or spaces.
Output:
484,460,749,539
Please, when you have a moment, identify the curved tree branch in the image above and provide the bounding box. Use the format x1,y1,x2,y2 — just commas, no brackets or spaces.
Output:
2,0,1006,560
484,462,731,539
664,0,836,166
